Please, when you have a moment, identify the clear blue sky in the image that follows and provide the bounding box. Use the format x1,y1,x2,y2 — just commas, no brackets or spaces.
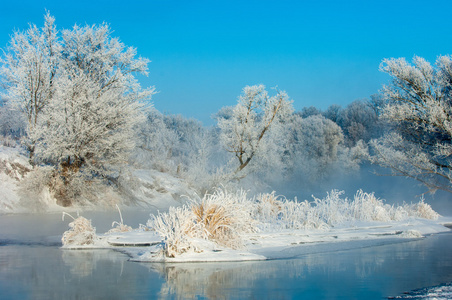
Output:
1,0,452,124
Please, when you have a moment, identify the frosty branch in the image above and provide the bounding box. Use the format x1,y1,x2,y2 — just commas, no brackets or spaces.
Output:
217,85,293,179
370,55,452,194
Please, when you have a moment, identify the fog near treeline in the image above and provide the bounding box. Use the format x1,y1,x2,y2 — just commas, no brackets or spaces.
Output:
2,93,450,214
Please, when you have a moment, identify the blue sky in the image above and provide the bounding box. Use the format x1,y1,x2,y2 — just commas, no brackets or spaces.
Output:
1,0,452,124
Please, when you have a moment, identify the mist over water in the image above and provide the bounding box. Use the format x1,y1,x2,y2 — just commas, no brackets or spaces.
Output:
265,164,452,217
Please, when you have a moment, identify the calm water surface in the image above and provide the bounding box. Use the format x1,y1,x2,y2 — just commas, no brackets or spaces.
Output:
0,213,452,300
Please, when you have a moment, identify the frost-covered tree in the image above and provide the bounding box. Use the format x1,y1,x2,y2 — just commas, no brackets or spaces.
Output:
0,102,25,138
133,111,222,193
286,114,344,180
134,110,181,171
35,22,152,175
1,14,153,205
0,12,59,157
323,104,342,123
337,99,378,147
217,85,293,179
299,106,322,118
370,55,452,194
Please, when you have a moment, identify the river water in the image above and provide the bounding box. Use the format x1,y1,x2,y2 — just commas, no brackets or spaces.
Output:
1,212,452,300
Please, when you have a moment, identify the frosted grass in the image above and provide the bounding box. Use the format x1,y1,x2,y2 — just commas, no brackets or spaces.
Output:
143,188,440,257
61,188,440,257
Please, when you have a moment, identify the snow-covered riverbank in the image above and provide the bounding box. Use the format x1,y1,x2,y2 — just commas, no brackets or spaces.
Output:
61,188,451,263
82,217,451,263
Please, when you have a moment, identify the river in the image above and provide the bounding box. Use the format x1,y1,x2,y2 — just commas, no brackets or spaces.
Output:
1,212,451,299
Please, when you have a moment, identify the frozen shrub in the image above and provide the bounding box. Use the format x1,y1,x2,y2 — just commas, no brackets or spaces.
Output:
61,213,96,246
313,190,349,225
404,199,439,220
279,199,329,230
149,206,201,258
147,189,258,257
350,190,392,222
192,201,235,246
256,192,282,220
390,206,410,221
191,189,257,248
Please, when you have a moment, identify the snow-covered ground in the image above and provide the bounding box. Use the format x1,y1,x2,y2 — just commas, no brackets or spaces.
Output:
60,187,452,263
0,146,31,212
61,216,452,263
389,282,452,299
0,145,194,213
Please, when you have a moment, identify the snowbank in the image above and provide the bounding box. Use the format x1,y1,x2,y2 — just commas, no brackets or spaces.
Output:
118,169,195,209
0,146,31,212
0,146,196,212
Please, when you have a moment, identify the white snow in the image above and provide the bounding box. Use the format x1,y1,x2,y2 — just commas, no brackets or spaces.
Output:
61,215,452,263
0,146,31,212
118,169,194,209
0,146,195,212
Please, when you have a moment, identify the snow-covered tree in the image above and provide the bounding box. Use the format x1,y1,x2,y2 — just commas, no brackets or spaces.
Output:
323,104,342,123
370,55,452,194
36,22,152,175
217,85,293,179
337,99,378,147
1,14,154,205
0,12,59,157
286,114,344,180
299,106,322,118
0,102,25,138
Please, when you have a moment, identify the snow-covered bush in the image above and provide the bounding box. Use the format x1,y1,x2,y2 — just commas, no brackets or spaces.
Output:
146,188,440,258
349,190,392,222
403,200,439,220
313,190,350,225
191,189,257,248
147,189,258,257
279,199,329,230
61,214,96,247
312,189,439,224
149,206,201,258
256,189,440,232
256,192,282,220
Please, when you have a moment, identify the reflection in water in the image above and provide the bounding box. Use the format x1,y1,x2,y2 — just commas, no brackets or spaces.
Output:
148,262,261,299
138,234,452,299
61,249,126,277
0,246,165,300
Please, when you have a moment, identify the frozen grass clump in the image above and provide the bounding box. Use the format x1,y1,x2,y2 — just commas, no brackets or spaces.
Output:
253,192,329,231
258,189,440,231
147,189,258,257
349,190,393,222
149,206,201,258
191,189,257,249
313,190,350,225
255,192,283,221
145,188,440,258
311,190,440,225
106,205,132,234
62,213,96,247
402,199,440,220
